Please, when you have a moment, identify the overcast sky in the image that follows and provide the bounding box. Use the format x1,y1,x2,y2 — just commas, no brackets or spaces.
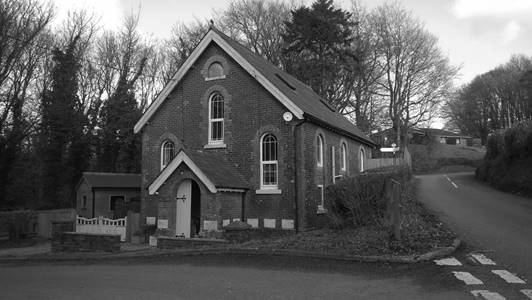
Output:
47,0,532,85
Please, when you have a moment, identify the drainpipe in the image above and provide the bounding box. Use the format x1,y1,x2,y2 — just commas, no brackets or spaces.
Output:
292,119,306,232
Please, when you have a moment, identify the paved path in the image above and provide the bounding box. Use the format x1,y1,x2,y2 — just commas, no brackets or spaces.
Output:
0,255,469,300
417,172,532,298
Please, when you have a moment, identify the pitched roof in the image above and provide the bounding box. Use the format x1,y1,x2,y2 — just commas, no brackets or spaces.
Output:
415,128,471,138
82,172,142,189
148,150,249,195
134,27,376,147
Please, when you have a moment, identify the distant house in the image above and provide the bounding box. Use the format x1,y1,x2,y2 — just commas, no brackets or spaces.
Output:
371,128,473,147
133,27,377,237
413,128,472,146
75,172,142,219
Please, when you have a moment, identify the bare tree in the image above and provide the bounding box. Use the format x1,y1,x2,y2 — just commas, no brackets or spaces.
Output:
0,0,53,208
369,3,459,146
216,0,293,67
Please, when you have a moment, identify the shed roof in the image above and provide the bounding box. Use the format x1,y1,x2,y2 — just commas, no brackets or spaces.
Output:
82,172,142,189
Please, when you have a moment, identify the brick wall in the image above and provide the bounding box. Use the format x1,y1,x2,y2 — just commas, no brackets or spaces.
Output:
140,43,296,229
139,42,373,232
52,232,120,252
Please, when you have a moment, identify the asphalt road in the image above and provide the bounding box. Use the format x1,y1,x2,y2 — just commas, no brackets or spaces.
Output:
417,172,532,283
0,255,469,300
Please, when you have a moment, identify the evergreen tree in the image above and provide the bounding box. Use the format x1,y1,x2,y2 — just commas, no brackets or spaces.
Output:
282,0,357,108
40,35,88,208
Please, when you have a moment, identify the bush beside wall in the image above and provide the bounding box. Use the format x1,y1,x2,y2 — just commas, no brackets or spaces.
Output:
476,121,532,196
324,166,411,228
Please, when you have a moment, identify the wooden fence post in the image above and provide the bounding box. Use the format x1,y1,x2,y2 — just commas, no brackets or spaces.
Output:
386,178,401,241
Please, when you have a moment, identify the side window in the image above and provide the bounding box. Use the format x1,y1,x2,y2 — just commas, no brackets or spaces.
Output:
82,195,87,208
110,196,125,211
260,133,278,189
359,148,365,172
316,134,324,167
341,142,347,171
160,140,175,170
207,62,224,79
208,92,224,144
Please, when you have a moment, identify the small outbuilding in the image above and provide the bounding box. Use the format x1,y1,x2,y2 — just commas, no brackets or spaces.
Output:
75,172,142,219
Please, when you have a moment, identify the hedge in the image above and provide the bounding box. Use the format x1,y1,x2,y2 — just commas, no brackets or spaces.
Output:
324,166,411,228
476,120,532,196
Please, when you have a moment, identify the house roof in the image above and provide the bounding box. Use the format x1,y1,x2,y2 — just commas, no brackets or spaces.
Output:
134,27,376,147
414,128,471,138
82,172,142,189
371,127,471,139
148,150,249,195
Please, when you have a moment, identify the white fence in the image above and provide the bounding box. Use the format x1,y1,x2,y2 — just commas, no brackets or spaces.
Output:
365,147,412,171
76,216,127,242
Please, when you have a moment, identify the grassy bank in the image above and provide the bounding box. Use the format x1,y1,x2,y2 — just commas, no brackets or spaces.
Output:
238,179,456,256
409,143,485,174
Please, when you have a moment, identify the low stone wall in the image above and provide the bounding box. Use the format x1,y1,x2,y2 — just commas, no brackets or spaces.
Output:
51,221,75,239
52,232,120,253
223,228,295,243
157,237,228,249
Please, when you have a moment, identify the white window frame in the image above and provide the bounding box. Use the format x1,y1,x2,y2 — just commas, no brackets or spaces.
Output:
317,185,325,213
359,148,365,172
259,133,278,190
160,140,175,170
316,134,324,167
341,142,347,171
208,92,224,145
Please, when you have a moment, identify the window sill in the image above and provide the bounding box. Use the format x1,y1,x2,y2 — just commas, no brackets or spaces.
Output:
256,188,282,195
204,143,226,149
317,206,327,214
205,75,226,81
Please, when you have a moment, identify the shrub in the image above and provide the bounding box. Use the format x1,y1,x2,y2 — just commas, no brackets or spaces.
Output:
0,210,38,240
477,120,532,196
325,166,410,228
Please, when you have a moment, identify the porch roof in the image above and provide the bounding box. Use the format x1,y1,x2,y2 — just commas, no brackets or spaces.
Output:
148,150,249,195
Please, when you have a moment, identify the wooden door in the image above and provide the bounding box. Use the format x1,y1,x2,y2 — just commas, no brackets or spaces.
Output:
175,180,191,238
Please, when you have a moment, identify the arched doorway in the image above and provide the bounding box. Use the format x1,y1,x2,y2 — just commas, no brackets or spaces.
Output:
175,179,201,238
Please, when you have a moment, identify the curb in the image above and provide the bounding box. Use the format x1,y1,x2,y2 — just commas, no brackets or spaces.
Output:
0,238,461,264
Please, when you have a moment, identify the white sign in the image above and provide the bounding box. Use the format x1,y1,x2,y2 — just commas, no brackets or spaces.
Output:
146,217,156,225
380,147,400,153
157,219,168,229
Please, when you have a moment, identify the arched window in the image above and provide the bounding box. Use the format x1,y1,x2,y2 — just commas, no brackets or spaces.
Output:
341,142,347,171
209,92,224,144
260,133,278,188
316,134,324,167
161,140,175,170
207,62,224,78
359,148,365,172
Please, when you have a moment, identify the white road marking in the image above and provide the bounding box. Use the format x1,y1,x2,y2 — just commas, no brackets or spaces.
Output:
434,257,462,266
491,270,526,284
470,290,506,300
521,289,532,299
470,253,497,265
452,271,483,285
443,175,458,188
